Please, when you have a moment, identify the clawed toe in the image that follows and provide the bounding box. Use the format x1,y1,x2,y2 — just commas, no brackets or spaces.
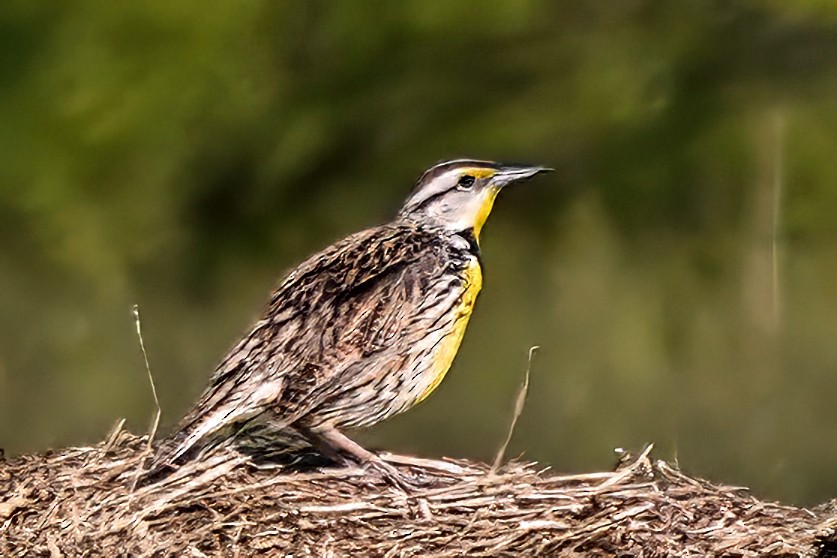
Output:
364,458,414,491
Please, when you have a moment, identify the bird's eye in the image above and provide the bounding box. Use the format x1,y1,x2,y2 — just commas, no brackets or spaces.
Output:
457,175,476,190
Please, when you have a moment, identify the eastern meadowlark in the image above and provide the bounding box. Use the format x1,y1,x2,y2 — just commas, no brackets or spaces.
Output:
150,159,550,482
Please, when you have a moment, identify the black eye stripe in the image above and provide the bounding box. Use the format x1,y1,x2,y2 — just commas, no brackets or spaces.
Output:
411,189,450,212
406,172,479,213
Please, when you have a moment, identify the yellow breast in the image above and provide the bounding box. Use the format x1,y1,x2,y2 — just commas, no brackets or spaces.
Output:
416,258,482,404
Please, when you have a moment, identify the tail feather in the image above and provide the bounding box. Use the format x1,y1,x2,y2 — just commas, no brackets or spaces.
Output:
143,413,315,484
142,376,307,482
146,406,246,475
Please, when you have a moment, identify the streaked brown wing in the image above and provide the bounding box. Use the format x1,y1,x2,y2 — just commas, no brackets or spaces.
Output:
178,225,443,429
268,226,447,422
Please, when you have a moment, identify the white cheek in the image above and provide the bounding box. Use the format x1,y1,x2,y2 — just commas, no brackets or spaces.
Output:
435,192,489,232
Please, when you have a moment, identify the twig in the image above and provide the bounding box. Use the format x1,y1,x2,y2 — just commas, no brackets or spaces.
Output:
132,304,161,451
101,418,127,454
127,305,163,495
492,346,538,473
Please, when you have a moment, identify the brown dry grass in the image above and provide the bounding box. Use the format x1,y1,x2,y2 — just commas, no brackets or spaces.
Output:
1,428,835,557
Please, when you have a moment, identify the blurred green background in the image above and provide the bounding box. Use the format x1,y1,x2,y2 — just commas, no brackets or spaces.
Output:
2,1,837,506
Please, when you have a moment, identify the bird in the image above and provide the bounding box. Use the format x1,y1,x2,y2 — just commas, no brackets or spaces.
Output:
148,159,550,483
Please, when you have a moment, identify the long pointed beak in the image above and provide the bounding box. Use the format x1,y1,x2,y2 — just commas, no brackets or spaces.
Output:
492,165,553,187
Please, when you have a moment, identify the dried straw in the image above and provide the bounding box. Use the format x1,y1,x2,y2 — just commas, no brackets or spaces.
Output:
1,428,835,557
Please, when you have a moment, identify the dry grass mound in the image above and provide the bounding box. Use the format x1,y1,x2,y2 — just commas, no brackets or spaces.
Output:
1,427,835,557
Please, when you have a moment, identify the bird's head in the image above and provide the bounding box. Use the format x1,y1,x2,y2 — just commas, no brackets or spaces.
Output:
398,159,551,241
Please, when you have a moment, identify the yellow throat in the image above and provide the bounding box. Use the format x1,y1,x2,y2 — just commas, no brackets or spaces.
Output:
473,186,501,242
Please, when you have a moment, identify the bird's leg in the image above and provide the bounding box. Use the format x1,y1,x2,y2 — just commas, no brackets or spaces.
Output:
295,425,347,465
299,423,412,490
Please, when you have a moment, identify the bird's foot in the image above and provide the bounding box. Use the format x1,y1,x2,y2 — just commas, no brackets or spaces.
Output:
361,456,415,491
298,423,416,490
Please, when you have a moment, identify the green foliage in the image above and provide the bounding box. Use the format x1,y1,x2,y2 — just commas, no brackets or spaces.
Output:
2,0,837,505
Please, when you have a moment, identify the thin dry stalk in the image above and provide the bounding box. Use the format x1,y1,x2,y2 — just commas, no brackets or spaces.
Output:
491,346,537,473
132,304,161,451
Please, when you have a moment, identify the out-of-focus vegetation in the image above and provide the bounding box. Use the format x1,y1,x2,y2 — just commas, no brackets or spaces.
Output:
2,1,836,505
